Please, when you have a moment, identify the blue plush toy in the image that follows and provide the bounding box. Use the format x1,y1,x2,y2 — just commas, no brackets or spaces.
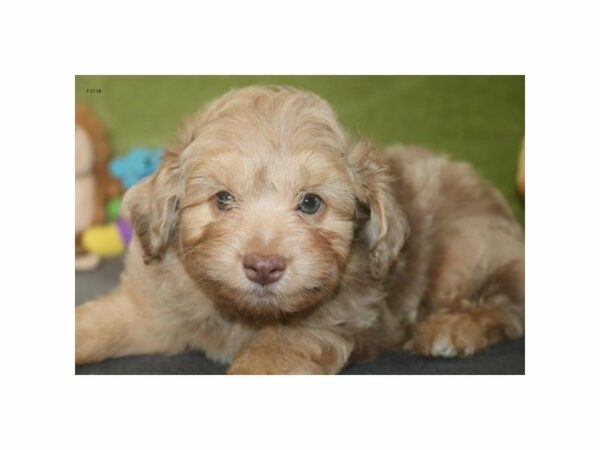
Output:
109,147,163,189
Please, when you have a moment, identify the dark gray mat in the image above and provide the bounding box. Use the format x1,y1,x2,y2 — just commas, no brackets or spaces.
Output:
76,258,525,375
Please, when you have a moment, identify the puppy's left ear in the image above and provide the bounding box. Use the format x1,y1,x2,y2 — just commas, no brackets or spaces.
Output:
348,141,409,279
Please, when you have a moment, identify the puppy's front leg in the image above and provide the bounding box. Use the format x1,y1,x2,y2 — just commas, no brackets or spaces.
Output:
228,327,353,375
76,289,170,365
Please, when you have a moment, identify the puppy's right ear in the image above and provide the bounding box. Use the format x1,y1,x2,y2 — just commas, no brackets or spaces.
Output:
121,164,181,264
120,108,212,263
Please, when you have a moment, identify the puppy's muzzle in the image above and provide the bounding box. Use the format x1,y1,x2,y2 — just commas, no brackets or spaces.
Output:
243,253,287,286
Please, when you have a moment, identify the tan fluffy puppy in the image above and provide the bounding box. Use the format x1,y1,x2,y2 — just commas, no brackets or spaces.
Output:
76,86,524,374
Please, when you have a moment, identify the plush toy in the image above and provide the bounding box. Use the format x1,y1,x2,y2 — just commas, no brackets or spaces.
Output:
517,140,525,196
81,217,133,257
80,148,163,260
75,105,123,271
109,147,163,189
106,197,122,221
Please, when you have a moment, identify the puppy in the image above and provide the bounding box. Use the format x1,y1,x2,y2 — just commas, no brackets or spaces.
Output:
76,86,524,374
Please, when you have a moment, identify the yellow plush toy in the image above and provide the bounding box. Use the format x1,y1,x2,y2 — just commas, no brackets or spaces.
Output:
81,217,133,257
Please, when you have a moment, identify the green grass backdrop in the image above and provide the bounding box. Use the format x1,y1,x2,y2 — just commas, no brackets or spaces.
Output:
75,76,524,223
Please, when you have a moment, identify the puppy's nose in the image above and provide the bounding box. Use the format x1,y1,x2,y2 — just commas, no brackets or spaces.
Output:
242,253,287,286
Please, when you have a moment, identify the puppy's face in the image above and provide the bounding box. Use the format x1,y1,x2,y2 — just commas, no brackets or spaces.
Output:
178,90,356,320
124,87,407,322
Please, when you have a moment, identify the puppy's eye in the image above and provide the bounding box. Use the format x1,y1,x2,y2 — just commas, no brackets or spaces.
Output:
297,194,323,214
215,191,235,210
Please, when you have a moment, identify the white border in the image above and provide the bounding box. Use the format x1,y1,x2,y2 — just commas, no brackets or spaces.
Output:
2,1,599,449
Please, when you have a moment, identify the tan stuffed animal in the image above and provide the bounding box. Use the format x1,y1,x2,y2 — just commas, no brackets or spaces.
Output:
517,139,525,197
75,105,122,271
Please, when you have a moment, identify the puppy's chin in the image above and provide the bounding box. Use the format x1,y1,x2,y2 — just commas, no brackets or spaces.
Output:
184,266,341,324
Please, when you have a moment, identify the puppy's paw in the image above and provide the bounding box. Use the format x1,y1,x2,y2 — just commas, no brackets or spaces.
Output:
227,351,322,375
405,310,490,358
227,361,278,375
